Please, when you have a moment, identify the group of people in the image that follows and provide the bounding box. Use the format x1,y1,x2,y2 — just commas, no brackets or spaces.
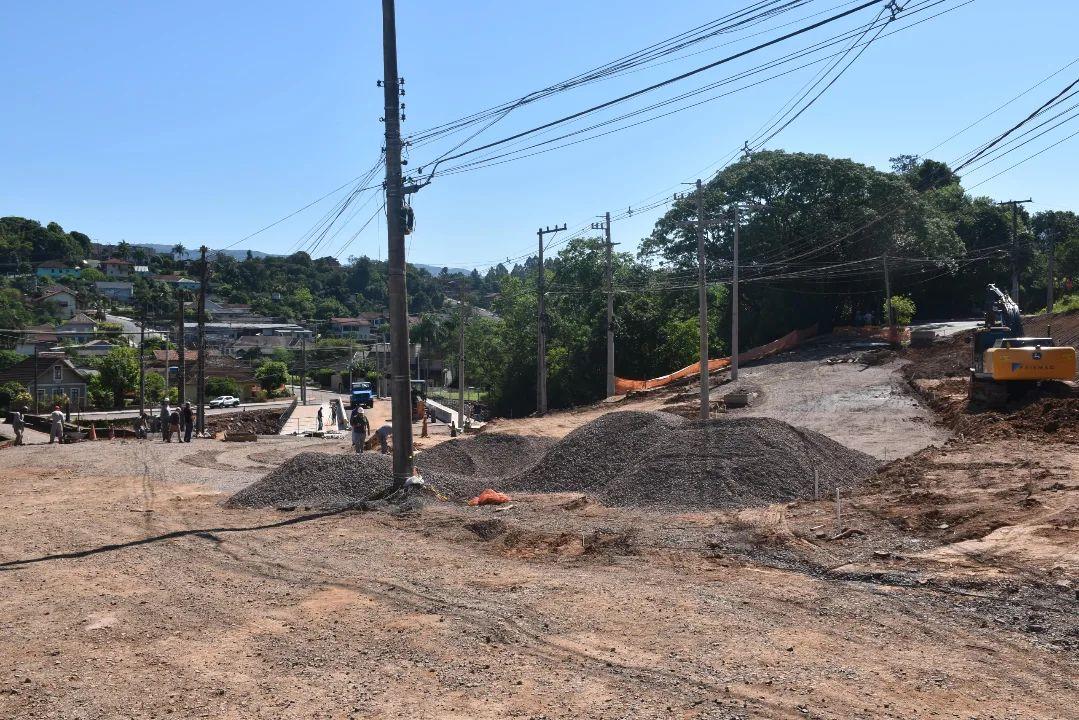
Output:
5,404,69,446
153,401,195,443
348,406,392,454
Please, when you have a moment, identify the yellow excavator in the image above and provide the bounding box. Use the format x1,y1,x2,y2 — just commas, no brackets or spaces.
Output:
968,284,1077,405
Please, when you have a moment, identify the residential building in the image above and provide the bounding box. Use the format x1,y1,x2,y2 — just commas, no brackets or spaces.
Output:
151,274,200,291
227,335,299,357
328,317,373,340
36,285,78,320
14,324,60,356
35,261,81,280
101,258,133,278
148,350,258,400
95,281,134,302
83,259,102,270
65,339,118,358
132,265,150,275
188,321,313,346
205,298,254,319
0,355,90,411
56,313,98,343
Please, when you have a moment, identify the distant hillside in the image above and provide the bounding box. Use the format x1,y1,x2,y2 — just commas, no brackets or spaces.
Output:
413,263,472,276
133,244,274,260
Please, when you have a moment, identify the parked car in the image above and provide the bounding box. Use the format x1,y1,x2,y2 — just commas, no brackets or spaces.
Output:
209,395,241,408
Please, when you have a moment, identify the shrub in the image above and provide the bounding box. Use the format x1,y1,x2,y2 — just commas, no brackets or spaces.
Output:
205,376,240,398
0,381,29,410
255,360,289,391
884,294,916,325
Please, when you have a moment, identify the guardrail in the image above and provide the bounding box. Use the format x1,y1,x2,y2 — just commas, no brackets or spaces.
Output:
275,397,299,434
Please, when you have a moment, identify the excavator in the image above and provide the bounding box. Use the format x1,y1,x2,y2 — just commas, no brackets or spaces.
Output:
968,284,1077,405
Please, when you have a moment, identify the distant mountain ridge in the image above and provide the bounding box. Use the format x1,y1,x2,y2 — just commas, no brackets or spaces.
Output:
131,244,472,273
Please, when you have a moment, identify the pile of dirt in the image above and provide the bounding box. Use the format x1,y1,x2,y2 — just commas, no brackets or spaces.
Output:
504,411,688,495
205,409,283,436
416,433,554,478
225,452,484,509
505,411,879,509
935,387,1079,443
901,332,970,381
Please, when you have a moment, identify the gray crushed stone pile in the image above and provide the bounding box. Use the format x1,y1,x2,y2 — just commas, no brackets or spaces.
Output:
224,452,485,509
414,433,554,478
504,411,879,509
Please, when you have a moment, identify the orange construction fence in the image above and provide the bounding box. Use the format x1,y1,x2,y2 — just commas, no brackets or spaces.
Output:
614,324,819,394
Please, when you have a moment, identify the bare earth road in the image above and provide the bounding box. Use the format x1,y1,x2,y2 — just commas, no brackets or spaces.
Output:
0,344,1075,719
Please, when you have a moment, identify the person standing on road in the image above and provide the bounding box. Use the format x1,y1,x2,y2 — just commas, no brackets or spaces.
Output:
182,402,194,443
11,406,26,446
376,422,392,454
160,402,171,441
350,407,369,453
48,405,64,444
317,406,324,431
167,407,180,443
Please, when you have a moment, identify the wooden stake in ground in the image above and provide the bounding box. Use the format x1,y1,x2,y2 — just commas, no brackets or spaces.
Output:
834,486,842,532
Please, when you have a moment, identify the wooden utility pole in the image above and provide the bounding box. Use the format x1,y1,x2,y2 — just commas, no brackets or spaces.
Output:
381,0,414,486
177,288,186,404
695,179,709,420
300,337,308,406
1046,233,1056,314
730,204,740,382
195,246,208,434
998,199,1032,302
536,224,565,415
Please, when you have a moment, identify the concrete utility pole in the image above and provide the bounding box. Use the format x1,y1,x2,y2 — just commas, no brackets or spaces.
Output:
883,254,895,345
381,0,414,486
348,339,354,389
177,288,186,404
592,213,620,397
457,284,468,429
1046,232,1056,314
195,246,208,434
138,300,146,417
536,224,565,415
731,204,740,382
998,199,1032,302
300,337,307,406
695,179,709,420
163,329,171,403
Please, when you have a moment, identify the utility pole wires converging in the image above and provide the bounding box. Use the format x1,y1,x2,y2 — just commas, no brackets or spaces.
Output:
997,198,1033,301
536,224,566,415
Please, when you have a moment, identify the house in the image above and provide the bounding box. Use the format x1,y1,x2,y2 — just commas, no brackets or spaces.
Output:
101,258,133,278
0,355,90,411
151,274,200,291
227,335,299,357
83,259,102,270
147,350,258,401
14,324,60,356
133,265,150,275
95,281,134,302
56,313,98,343
359,311,389,330
65,339,119,358
36,285,78,320
328,317,373,340
189,321,313,345
35,261,81,280
205,298,254,319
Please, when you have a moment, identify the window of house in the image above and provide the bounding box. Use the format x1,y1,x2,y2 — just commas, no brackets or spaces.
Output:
53,365,63,383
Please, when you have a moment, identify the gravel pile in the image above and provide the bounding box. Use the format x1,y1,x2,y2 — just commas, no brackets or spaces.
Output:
505,411,878,510
225,452,484,509
605,417,879,509
504,411,687,494
416,433,554,478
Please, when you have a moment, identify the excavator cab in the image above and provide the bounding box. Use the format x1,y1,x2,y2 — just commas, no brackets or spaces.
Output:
968,284,1077,405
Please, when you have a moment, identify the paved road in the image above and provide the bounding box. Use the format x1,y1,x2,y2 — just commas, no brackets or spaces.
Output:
909,319,981,336
74,399,294,422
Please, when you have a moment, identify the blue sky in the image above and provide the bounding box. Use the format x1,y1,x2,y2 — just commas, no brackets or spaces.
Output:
3,1,1077,269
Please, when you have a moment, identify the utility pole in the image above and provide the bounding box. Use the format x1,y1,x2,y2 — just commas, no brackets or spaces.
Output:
592,214,620,397
138,300,146,417
457,283,468,430
300,337,307,406
883,254,895,346
381,0,414,486
730,204,740,382
1046,232,1056,314
195,246,208,434
998,199,1032,301
695,179,709,420
348,339,354,390
536,224,566,415
177,288,186,404
163,329,171,404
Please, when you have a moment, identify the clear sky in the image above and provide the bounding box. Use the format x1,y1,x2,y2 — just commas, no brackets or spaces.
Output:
3,1,1077,269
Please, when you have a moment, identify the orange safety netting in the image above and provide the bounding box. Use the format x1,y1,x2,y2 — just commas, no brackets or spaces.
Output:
614,324,818,395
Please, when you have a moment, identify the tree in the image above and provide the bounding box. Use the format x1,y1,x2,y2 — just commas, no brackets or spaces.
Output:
884,294,917,325
98,346,140,408
0,381,30,410
143,372,166,405
116,240,131,260
255,360,289,392
0,349,21,371
205,376,239,398
171,244,187,261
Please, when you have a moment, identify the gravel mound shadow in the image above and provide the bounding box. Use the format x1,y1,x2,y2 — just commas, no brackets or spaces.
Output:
415,433,554,478
225,452,486,509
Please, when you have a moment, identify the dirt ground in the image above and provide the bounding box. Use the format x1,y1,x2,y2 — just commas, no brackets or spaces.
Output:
1,341,1077,719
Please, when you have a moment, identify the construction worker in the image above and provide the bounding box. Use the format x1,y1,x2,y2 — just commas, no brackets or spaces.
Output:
48,404,64,444
167,406,180,443
376,422,392,454
182,402,194,443
317,406,324,431
160,402,171,441
11,406,26,446
350,407,369,453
